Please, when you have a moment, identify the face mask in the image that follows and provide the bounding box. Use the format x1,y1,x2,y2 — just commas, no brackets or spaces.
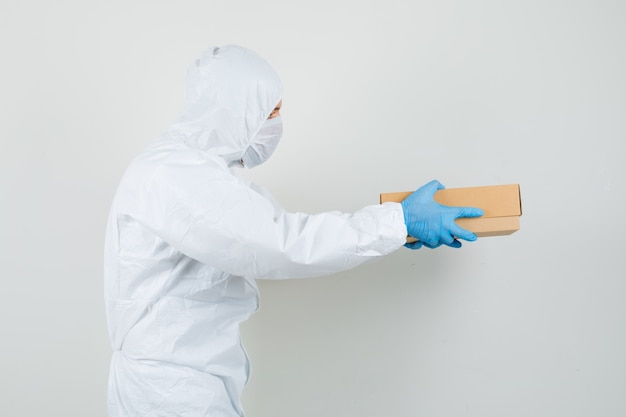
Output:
241,116,283,168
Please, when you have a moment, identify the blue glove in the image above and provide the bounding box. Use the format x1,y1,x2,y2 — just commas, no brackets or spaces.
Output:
401,180,484,250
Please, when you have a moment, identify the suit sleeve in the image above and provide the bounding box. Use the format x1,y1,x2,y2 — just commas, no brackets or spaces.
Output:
124,156,408,279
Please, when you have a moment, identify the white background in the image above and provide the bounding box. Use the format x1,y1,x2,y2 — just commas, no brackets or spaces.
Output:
2,1,625,416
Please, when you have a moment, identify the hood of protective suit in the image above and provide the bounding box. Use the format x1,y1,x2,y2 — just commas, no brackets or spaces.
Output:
167,45,283,165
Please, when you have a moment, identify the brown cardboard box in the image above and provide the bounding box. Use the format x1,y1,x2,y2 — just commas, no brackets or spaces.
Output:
380,184,522,241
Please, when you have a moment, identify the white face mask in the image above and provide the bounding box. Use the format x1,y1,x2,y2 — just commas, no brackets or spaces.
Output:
241,116,283,168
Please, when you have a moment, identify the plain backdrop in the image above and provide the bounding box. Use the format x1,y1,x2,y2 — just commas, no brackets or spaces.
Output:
2,1,625,416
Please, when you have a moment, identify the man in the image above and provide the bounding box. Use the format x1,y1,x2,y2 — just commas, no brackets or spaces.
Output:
104,45,483,416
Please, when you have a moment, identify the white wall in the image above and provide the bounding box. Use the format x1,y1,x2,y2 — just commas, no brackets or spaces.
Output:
2,1,625,416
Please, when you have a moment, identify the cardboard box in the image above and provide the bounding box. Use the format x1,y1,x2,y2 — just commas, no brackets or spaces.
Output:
380,184,522,241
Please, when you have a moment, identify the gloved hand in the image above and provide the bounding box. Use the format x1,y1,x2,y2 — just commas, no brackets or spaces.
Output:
401,180,484,250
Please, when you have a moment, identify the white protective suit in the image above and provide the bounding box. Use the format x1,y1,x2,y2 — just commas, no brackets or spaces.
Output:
104,45,408,417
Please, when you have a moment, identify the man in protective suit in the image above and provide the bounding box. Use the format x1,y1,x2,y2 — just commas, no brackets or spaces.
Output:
104,45,483,416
